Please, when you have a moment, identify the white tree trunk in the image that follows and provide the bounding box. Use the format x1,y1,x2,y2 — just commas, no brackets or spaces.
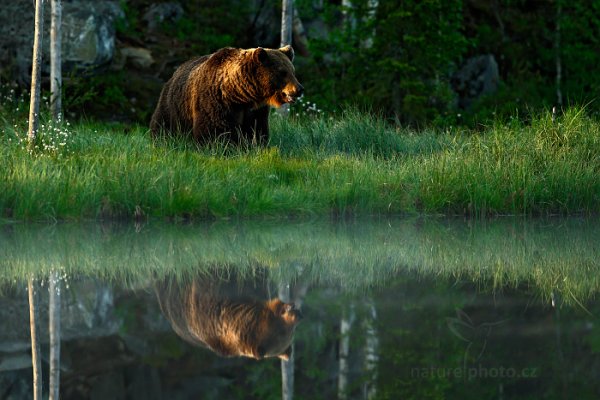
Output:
49,271,62,400
280,0,293,47
555,0,562,107
278,0,294,116
338,303,355,400
362,299,379,400
50,0,62,121
279,282,294,400
28,0,45,143
28,277,43,400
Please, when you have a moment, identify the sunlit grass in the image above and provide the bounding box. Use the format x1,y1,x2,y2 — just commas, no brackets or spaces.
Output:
1,105,600,221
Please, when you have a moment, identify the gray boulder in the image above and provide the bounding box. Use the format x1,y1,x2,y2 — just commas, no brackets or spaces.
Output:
452,54,500,109
62,1,123,69
0,0,123,85
115,46,155,70
0,279,121,354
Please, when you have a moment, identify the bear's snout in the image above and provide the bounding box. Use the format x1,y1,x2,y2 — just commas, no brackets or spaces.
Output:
282,302,303,323
293,84,304,98
282,82,304,104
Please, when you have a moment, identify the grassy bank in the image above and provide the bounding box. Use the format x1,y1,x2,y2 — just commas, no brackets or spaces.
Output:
1,107,600,221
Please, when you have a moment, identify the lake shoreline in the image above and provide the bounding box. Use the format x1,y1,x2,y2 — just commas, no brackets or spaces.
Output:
2,108,600,222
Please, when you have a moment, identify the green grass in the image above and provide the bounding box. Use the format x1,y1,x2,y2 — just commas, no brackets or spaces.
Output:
1,107,600,221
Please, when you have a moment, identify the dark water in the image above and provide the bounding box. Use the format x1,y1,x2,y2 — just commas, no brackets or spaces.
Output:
1,218,600,399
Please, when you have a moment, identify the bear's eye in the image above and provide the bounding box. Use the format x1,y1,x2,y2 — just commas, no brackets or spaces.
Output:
276,71,290,88
278,70,289,81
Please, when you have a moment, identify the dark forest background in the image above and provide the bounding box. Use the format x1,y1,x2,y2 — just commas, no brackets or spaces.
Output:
12,0,600,127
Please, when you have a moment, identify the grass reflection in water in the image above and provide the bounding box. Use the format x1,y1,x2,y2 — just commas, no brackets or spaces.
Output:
1,217,599,305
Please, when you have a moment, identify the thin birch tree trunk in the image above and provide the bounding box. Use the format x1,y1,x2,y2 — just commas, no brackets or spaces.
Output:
362,299,379,400
50,0,62,120
279,282,294,400
49,271,61,400
338,303,355,400
279,272,308,400
278,0,293,116
28,276,43,400
555,0,562,107
28,0,45,144
280,0,293,47
49,4,63,393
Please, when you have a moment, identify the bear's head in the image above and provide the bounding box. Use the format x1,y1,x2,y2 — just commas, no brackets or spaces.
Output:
252,298,303,361
246,45,304,108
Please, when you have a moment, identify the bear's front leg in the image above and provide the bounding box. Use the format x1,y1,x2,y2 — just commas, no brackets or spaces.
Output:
254,106,270,145
242,106,270,145
192,116,225,144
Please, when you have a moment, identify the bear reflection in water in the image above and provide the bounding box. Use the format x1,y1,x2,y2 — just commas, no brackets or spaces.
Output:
155,271,302,361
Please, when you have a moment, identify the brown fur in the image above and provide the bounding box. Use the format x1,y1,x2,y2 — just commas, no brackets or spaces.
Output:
150,46,303,145
155,273,302,360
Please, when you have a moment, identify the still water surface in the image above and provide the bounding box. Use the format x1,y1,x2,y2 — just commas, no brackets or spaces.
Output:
1,217,600,399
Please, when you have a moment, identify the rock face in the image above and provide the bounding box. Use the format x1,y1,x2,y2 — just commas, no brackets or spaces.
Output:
451,54,500,109
0,0,123,85
62,1,123,69
0,280,122,354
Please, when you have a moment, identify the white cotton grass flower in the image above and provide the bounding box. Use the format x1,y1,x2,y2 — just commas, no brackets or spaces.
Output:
290,95,326,118
2,86,74,158
10,113,75,158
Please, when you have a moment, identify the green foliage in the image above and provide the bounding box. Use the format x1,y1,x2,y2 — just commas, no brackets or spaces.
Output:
4,0,595,129
560,1,600,104
52,0,600,127
115,0,142,38
161,1,254,53
461,0,600,122
0,83,29,124
297,0,467,125
292,0,600,125
63,70,158,122
64,71,124,119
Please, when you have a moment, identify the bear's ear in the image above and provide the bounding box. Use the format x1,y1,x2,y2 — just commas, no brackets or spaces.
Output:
279,45,295,62
253,47,270,65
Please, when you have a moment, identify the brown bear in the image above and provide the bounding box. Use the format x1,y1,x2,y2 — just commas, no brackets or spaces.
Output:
149,45,304,145
155,272,302,360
